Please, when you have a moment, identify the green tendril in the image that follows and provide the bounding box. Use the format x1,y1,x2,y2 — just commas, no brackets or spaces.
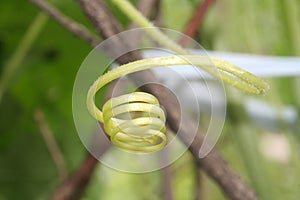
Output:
87,0,269,152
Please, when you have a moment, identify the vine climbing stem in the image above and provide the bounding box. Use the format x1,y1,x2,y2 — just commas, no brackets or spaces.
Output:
111,0,269,94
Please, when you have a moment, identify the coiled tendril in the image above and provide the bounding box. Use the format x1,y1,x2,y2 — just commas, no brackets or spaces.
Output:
87,56,268,152
102,92,166,152
86,0,269,153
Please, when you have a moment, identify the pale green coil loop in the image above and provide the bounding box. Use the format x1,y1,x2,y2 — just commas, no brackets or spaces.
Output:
102,92,166,152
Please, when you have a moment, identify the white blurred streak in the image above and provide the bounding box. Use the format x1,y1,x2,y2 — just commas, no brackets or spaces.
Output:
142,50,299,132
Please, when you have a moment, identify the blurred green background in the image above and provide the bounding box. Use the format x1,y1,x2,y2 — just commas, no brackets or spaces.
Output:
0,0,300,199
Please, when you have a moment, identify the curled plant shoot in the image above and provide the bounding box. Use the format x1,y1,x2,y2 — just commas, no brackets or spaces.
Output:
86,0,269,153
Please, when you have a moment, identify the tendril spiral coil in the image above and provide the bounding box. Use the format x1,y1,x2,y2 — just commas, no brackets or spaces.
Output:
87,55,268,153
102,92,166,152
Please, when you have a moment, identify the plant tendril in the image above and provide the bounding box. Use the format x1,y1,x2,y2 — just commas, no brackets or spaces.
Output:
86,0,269,152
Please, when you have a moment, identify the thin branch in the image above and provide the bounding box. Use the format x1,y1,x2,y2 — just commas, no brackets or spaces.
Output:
77,0,122,38
51,154,99,200
162,159,174,200
128,0,157,47
161,128,174,200
153,0,163,27
33,109,67,182
30,0,99,47
179,0,216,46
129,0,157,29
195,164,203,200
51,80,124,199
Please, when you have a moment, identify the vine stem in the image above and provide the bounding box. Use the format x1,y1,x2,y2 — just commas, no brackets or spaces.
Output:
112,0,187,54
0,12,48,102
111,0,269,95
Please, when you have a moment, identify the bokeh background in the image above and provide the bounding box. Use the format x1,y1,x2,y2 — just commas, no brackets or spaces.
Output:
0,0,300,199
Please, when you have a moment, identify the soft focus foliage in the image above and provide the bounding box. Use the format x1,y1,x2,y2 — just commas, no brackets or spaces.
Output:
0,0,299,199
